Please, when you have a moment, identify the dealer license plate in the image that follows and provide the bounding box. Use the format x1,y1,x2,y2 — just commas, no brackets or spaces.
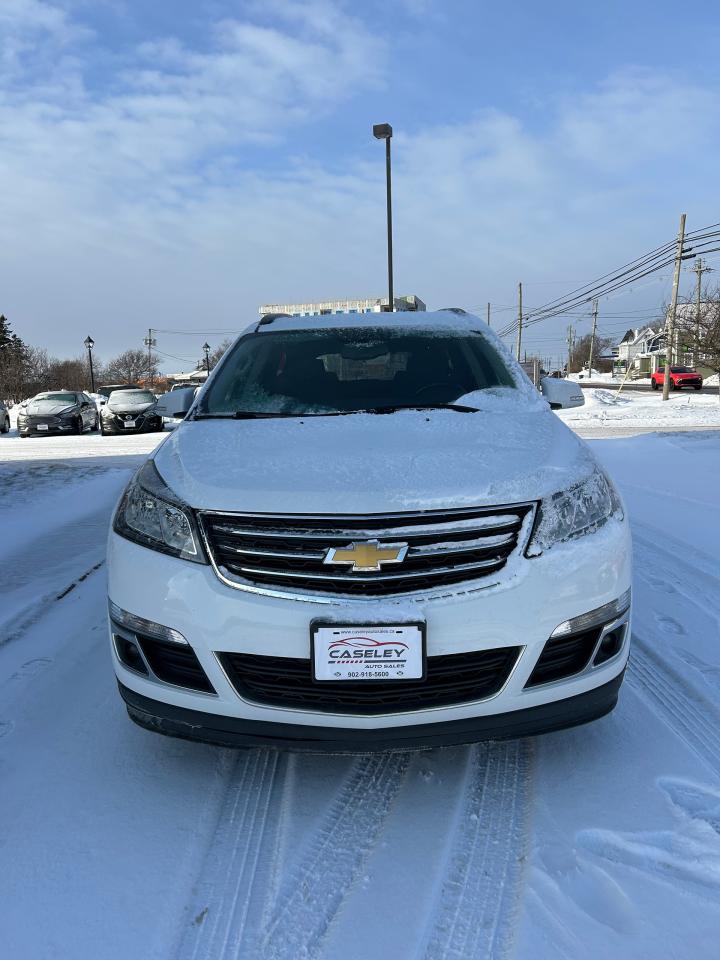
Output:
36,424,49,431
123,420,136,429
312,623,425,682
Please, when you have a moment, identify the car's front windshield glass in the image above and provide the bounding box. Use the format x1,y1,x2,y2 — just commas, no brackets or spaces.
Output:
199,327,516,416
110,390,154,403
36,392,76,403
670,366,692,373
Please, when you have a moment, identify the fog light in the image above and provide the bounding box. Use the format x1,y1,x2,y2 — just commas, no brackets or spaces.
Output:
594,626,625,666
113,635,149,674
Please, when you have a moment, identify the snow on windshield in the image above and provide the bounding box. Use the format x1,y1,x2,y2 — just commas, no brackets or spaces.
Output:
200,327,522,415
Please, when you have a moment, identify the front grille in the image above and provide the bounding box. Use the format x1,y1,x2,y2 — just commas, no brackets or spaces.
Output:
217,647,522,714
136,635,215,694
200,504,533,597
525,627,601,687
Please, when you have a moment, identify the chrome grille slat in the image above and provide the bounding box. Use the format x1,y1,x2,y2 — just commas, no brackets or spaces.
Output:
210,513,522,542
409,532,515,558
212,540,325,562
235,556,505,583
201,503,534,598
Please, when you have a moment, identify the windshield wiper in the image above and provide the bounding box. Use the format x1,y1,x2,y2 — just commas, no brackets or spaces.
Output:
193,411,296,420
359,403,480,414
193,404,479,420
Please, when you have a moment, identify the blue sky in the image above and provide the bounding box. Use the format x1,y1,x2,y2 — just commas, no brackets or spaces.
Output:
2,0,720,369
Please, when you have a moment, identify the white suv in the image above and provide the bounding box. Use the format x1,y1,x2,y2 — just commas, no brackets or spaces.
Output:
108,311,630,749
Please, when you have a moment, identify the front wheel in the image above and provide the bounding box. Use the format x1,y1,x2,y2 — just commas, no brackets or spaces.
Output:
651,379,659,390
1,416,9,434
694,385,702,391
74,417,84,435
672,379,681,391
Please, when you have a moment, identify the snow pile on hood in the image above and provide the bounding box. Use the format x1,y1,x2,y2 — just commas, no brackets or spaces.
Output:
154,405,597,515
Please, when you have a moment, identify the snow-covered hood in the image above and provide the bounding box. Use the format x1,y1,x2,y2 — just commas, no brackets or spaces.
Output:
23,399,78,417
107,397,156,414
153,403,598,514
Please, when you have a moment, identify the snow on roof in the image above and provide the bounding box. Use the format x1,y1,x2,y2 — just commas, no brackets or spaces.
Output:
257,309,481,334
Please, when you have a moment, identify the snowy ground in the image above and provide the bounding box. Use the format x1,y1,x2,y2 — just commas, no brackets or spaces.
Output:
557,387,720,436
1,419,719,960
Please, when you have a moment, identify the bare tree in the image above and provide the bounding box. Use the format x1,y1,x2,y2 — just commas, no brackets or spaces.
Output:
568,333,614,374
194,338,233,372
104,348,159,384
676,287,720,397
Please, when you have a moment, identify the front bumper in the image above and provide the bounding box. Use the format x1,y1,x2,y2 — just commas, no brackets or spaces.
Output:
108,512,632,742
119,670,625,750
18,418,76,435
102,414,163,434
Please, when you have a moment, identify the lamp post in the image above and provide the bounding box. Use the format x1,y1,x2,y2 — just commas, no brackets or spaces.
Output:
373,122,394,312
84,335,95,393
202,341,211,374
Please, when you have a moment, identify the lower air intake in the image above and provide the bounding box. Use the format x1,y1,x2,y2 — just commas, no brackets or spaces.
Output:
217,647,522,714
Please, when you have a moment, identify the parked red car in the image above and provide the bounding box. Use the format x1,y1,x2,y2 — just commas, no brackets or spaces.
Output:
651,366,703,391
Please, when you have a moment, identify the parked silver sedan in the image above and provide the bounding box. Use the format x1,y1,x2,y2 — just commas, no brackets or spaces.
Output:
17,391,99,437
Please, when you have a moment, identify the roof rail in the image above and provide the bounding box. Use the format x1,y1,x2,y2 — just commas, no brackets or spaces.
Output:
257,312,291,329
438,307,468,315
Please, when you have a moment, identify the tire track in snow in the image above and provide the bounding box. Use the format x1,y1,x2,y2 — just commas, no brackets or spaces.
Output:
628,640,720,777
176,748,283,960
176,749,412,960
259,750,412,960
0,559,106,646
420,740,533,960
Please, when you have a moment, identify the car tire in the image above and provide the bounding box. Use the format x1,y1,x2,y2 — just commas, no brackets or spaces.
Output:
1,416,9,433
694,385,702,391
92,415,100,432
74,417,84,434
672,379,681,391
651,379,659,390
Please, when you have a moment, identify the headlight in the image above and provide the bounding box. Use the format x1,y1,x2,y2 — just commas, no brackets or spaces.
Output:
113,460,206,563
527,467,624,555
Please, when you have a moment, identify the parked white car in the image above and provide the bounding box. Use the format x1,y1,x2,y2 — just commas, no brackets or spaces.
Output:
108,311,630,750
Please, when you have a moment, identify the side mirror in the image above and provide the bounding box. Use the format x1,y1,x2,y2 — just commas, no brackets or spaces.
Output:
153,387,196,419
539,377,585,410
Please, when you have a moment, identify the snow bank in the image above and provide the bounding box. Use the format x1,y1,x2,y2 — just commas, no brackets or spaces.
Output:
557,388,720,429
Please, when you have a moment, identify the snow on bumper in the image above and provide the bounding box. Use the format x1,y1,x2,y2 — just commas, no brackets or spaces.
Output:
107,517,631,734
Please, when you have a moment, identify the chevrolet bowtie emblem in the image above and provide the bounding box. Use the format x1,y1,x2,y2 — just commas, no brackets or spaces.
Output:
324,540,409,573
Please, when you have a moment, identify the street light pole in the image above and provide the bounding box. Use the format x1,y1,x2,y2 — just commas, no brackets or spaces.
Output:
84,335,95,393
202,342,211,374
373,123,394,311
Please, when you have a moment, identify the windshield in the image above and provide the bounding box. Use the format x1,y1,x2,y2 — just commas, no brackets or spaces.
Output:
35,392,77,404
110,390,155,403
670,366,694,373
199,327,516,416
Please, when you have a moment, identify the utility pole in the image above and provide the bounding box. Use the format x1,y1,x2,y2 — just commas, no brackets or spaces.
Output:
143,327,157,389
487,302,491,327
588,299,598,377
662,214,687,401
566,324,575,374
691,257,713,366
515,282,523,361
